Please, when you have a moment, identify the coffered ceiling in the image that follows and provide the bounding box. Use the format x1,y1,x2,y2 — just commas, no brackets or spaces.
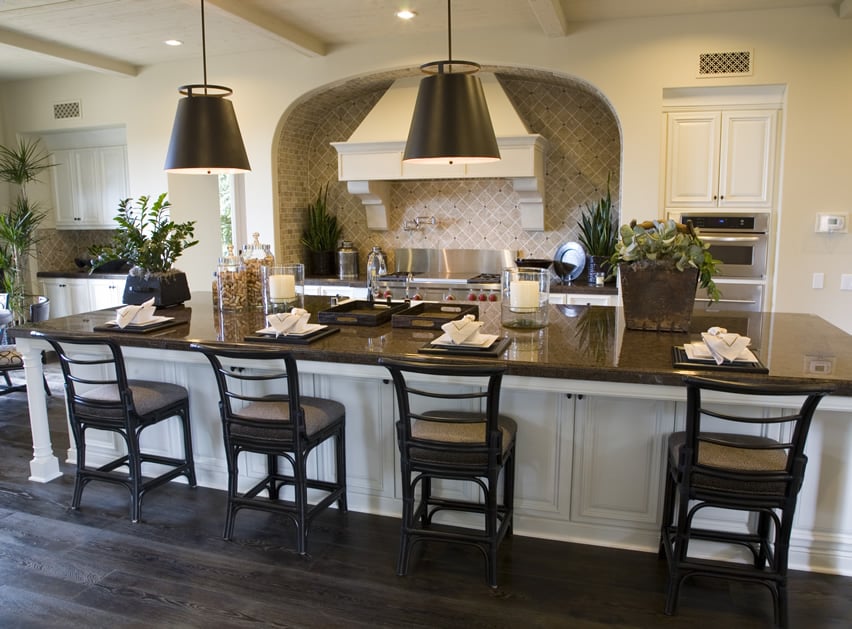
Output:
0,0,847,82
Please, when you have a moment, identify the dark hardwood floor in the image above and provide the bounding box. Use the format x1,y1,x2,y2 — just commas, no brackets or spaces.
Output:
1,365,850,628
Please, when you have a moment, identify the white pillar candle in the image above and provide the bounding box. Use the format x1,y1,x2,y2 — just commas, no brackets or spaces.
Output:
269,274,296,300
510,280,539,308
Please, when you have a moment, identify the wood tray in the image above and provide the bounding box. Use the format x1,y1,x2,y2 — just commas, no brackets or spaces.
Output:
318,300,410,326
392,302,479,329
418,336,511,358
672,346,768,374
244,326,340,345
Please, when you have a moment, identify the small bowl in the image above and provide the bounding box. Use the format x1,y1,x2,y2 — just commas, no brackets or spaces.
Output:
515,258,553,270
552,260,577,279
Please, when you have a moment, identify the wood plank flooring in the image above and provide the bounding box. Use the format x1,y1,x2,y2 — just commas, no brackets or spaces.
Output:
0,365,850,628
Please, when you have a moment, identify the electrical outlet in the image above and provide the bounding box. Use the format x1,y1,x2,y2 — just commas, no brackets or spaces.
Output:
841,274,852,290
815,212,848,233
804,356,835,375
812,272,824,289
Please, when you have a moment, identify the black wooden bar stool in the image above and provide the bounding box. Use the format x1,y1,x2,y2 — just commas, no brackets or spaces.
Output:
192,343,347,555
380,357,517,588
34,332,197,522
660,375,834,628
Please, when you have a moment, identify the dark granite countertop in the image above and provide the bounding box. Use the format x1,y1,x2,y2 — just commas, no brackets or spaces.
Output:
10,294,850,395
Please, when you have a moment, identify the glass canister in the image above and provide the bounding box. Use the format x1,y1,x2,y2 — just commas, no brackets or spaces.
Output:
217,244,247,311
262,263,305,313
242,232,274,309
337,240,359,280
501,267,550,329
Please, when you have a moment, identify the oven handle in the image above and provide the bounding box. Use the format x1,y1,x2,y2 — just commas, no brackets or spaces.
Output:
700,235,763,243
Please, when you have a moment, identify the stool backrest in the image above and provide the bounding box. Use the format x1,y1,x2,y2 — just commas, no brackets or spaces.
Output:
190,343,305,443
682,375,834,496
380,357,506,471
31,332,135,423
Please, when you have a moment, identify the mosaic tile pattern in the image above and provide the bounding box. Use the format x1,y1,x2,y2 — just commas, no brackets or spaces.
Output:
34,228,117,272
275,67,621,273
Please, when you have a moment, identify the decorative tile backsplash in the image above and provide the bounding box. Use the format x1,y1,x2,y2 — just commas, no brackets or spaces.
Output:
276,66,621,274
35,228,116,272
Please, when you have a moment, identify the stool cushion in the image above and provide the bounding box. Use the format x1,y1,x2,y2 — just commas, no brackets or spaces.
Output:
409,411,517,465
0,347,23,369
77,380,189,418
233,396,345,441
669,431,788,495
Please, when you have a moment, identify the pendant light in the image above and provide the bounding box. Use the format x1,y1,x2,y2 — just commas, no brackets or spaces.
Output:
403,0,500,165
164,0,250,174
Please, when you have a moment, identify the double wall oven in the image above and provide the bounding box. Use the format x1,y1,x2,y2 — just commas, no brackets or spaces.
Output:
668,211,770,312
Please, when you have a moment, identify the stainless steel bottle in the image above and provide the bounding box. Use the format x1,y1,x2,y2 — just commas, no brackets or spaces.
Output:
337,240,359,280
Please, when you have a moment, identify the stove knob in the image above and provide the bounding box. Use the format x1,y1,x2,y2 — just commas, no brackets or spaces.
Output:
384,290,393,299
488,293,498,302
413,294,422,301
445,294,455,301
467,292,478,301
478,292,488,302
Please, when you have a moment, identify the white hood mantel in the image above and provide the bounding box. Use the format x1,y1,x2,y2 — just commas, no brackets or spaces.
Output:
330,74,548,231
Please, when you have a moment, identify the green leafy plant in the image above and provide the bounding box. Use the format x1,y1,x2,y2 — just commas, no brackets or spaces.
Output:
88,193,198,276
609,218,721,300
300,184,342,252
0,138,52,323
577,174,617,257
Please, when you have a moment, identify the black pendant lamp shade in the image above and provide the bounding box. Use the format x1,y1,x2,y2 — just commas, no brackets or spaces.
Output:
164,0,250,174
403,68,499,164
402,0,500,165
164,84,250,174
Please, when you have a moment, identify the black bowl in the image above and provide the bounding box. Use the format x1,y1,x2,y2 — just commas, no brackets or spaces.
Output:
552,260,577,279
516,258,553,270
91,259,130,273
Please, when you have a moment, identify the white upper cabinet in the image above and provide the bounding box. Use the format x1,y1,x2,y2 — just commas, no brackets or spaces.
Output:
665,110,777,209
51,145,129,229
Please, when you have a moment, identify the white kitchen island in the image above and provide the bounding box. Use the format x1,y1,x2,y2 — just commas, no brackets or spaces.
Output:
11,297,852,577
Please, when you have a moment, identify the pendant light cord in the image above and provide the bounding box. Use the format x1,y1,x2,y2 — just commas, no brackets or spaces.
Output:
446,0,452,62
201,0,208,93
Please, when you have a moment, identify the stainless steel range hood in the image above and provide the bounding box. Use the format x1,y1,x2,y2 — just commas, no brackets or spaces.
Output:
331,74,548,231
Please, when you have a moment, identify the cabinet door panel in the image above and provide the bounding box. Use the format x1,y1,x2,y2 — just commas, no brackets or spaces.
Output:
718,110,776,207
665,112,721,207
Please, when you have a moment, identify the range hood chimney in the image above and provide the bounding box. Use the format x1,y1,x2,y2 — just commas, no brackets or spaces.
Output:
331,74,548,231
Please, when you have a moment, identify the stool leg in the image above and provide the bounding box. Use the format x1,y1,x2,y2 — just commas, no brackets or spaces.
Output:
504,445,516,537
71,424,87,510
223,445,240,540
128,429,143,523
336,426,347,512
179,406,197,488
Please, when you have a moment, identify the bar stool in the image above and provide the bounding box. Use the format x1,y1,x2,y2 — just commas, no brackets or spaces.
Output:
191,343,347,555
1,296,51,397
380,357,517,588
660,375,834,628
34,332,197,522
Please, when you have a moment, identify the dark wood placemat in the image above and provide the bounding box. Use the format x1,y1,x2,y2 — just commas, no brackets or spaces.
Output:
418,336,511,358
672,346,768,374
93,318,184,334
244,326,340,345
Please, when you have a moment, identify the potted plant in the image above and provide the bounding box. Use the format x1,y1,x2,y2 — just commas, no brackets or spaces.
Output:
577,174,617,284
300,183,342,276
0,138,53,324
610,218,720,332
88,193,198,306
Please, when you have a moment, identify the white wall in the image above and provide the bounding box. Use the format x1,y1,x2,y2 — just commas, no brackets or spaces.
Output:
1,6,850,331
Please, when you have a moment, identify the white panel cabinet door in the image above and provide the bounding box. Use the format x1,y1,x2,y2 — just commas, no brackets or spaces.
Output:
88,277,125,311
665,110,777,209
40,277,91,317
52,145,129,229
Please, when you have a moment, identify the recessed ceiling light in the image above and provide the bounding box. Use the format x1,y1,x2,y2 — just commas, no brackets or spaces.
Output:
396,10,417,20
164,39,183,47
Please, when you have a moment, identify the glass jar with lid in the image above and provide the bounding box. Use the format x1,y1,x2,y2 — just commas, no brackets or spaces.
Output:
242,232,274,309
217,244,247,311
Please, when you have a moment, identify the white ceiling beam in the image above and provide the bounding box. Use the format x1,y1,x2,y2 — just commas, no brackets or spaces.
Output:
206,0,327,57
838,0,852,19
527,0,570,37
0,25,138,77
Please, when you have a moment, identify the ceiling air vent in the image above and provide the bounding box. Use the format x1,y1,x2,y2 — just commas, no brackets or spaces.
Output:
53,100,82,120
697,50,752,78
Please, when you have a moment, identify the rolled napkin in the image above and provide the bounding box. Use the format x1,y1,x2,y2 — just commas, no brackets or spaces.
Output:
701,327,752,365
441,314,483,345
115,297,156,329
267,308,310,336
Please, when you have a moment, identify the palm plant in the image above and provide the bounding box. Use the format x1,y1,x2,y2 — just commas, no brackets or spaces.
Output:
0,138,52,323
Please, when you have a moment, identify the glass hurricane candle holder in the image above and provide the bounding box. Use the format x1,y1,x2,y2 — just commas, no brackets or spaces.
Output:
501,267,550,329
263,263,304,313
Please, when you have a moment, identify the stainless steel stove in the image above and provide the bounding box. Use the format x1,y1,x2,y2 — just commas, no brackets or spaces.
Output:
369,249,511,302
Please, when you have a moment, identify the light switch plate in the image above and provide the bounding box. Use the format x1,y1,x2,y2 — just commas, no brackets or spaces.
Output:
815,212,848,233
841,274,852,290
812,272,824,289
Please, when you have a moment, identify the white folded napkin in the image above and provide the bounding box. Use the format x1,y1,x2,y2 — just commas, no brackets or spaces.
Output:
267,308,310,336
115,297,156,329
701,327,752,364
441,314,483,345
